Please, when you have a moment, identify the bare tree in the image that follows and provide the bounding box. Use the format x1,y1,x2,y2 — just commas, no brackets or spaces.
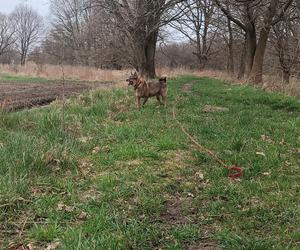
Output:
215,3,242,75
50,0,92,65
49,0,128,68
249,0,294,84
215,0,294,85
270,7,300,84
214,0,257,78
223,18,234,74
95,0,185,78
0,13,16,57
4,0,296,87
169,0,219,70
11,4,43,65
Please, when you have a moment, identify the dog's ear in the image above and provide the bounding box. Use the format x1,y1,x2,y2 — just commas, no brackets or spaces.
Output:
140,77,145,83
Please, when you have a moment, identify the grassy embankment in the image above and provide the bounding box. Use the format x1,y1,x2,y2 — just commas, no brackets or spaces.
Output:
0,76,299,249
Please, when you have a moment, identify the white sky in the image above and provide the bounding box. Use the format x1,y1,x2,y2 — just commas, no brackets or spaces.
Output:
0,0,49,15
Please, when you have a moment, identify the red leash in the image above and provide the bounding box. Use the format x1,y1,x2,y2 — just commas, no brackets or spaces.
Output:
172,99,244,179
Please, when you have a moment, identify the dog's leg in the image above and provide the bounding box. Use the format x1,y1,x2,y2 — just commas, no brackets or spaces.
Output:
156,95,162,105
142,97,149,106
137,97,141,108
162,95,167,107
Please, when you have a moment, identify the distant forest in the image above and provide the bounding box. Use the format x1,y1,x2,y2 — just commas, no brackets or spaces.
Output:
0,0,299,84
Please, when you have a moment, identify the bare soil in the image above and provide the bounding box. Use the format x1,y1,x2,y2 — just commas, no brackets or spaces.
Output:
0,81,115,111
181,81,195,93
203,105,229,113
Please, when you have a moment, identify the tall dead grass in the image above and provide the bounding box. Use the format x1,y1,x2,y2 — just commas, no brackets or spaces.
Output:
0,62,299,97
0,62,129,82
206,69,300,97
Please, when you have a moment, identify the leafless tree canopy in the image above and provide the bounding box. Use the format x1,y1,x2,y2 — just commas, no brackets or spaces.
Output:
11,4,43,65
0,13,16,56
169,0,221,70
270,6,300,84
92,0,186,78
0,0,300,84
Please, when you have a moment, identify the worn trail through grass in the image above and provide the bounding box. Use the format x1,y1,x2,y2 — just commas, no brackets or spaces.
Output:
0,76,299,249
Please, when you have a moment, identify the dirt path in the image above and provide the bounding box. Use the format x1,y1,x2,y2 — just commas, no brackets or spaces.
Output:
0,81,115,111
161,82,222,249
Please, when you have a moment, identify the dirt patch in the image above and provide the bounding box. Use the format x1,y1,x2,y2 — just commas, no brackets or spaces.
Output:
160,196,191,225
203,105,229,113
160,149,220,249
182,82,194,93
164,150,194,168
0,81,115,111
160,196,221,250
188,242,221,250
186,225,221,250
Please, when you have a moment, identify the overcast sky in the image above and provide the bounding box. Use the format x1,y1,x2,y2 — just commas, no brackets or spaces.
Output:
0,0,49,15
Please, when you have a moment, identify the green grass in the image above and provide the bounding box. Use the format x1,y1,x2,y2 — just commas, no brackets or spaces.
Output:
0,73,112,84
0,76,299,249
0,73,50,83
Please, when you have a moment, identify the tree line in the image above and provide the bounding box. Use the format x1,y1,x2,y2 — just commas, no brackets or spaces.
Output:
0,5,43,66
0,0,299,85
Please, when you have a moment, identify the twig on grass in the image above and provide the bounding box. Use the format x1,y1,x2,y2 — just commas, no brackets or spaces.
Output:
59,42,66,133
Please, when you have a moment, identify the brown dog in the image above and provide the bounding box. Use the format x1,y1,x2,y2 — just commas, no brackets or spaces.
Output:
126,72,167,107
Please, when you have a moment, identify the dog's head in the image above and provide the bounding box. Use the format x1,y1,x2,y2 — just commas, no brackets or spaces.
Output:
159,77,167,83
126,71,138,86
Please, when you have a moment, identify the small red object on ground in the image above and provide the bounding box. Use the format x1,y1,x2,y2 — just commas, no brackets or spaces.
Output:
227,166,244,179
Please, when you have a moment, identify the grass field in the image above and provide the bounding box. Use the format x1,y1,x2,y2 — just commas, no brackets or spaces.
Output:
0,73,111,84
0,73,116,111
0,76,299,249
0,74,50,83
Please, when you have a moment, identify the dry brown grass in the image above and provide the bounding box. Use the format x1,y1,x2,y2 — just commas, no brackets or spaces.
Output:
156,67,196,78
262,74,300,97
0,63,299,97
0,62,130,83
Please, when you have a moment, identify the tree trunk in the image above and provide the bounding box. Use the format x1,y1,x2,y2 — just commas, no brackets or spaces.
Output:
195,27,204,70
135,0,163,79
282,69,290,84
144,31,158,79
133,29,148,78
249,0,280,85
195,55,207,70
133,29,158,78
201,18,208,70
249,27,270,84
135,32,158,79
20,53,26,65
136,44,148,78
200,57,207,70
244,23,256,77
238,40,246,79
227,18,234,75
